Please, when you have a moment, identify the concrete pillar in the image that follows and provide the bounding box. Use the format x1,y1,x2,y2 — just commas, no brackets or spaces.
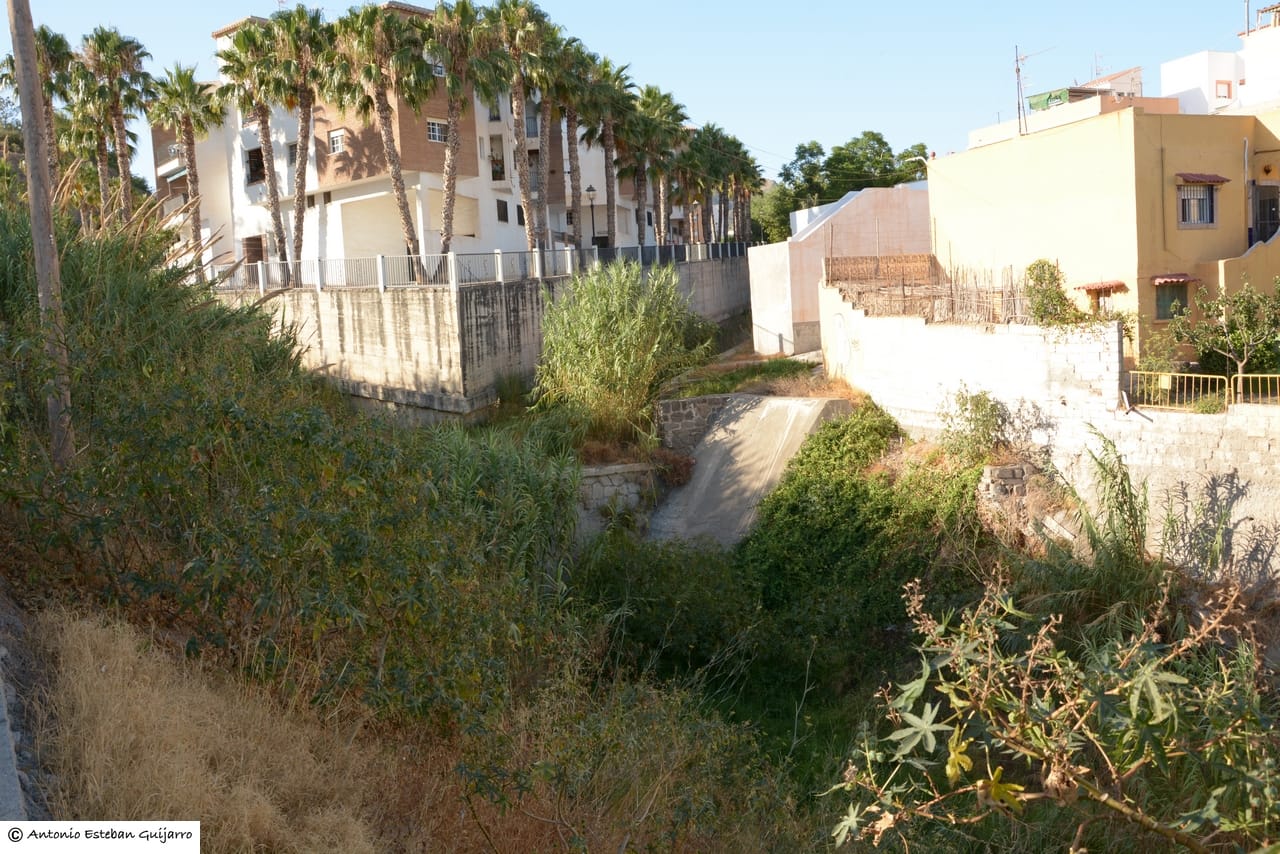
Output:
533,249,543,280
377,254,387,292
316,258,325,291
448,252,459,290
494,249,504,283
256,261,266,296
593,245,599,269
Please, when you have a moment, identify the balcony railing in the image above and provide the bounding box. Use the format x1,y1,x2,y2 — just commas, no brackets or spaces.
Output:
1126,371,1229,412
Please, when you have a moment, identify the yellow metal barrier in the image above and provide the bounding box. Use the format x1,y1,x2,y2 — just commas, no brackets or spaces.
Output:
1126,371,1229,412
1232,373,1280,405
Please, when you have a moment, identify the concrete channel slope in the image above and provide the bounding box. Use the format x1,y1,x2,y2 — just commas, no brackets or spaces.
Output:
649,395,852,545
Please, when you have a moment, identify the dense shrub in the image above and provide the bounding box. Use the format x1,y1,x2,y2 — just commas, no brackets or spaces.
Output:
535,260,711,443
1024,259,1086,325
0,206,579,725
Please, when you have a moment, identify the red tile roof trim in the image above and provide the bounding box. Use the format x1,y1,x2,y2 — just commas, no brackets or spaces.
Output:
1074,280,1128,293
1152,273,1199,285
1175,172,1230,184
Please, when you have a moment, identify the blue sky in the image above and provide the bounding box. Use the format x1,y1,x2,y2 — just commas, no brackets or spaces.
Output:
2,0,1248,186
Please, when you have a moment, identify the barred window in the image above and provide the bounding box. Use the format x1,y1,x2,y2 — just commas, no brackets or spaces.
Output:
1178,184,1215,226
427,121,446,143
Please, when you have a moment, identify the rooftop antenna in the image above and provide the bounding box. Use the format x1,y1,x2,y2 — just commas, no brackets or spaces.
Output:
1015,45,1053,136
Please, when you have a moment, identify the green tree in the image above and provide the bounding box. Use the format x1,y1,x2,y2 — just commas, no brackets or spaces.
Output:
425,0,508,254
580,55,633,249
779,140,824,207
79,27,153,221
487,0,549,251
1,25,72,184
1169,281,1280,383
752,183,796,243
218,21,290,267
148,65,222,270
545,38,595,249
63,66,113,223
270,5,332,268
1024,258,1085,325
330,4,433,258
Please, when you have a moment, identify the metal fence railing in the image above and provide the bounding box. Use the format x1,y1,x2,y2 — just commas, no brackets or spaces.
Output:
1127,371,1229,412
207,241,749,292
1232,373,1280,406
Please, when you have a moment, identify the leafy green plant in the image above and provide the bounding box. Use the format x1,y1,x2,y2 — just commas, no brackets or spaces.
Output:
1170,280,1280,382
939,386,1011,465
1024,259,1086,326
535,261,711,444
669,358,812,398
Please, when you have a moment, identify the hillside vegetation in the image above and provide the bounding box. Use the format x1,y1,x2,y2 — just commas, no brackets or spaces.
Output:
2,204,1278,852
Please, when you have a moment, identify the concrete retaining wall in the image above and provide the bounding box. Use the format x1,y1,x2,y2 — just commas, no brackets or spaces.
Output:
218,256,749,421
821,284,1280,553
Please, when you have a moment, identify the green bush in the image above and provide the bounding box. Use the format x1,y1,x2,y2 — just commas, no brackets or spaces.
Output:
0,204,580,725
535,261,711,443
939,386,1011,464
1024,259,1086,326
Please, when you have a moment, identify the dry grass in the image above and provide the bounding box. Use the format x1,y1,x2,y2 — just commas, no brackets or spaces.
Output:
30,610,800,853
30,610,558,852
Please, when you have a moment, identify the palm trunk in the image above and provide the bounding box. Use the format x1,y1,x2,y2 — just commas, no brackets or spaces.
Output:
634,160,647,247
510,76,537,250
43,99,58,191
291,88,314,268
94,133,110,225
441,94,462,254
181,118,204,281
110,99,132,220
566,107,582,249
657,174,668,246
255,103,290,283
701,188,712,243
373,88,419,258
537,95,551,248
603,119,617,248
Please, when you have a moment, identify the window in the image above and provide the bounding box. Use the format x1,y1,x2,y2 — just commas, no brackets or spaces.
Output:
497,199,509,222
489,134,506,180
245,148,265,185
646,210,653,226
1178,184,1215,227
287,142,298,169
427,121,446,143
429,62,445,77
565,210,574,225
328,130,346,155
516,205,525,226
242,235,265,263
488,102,501,122
1216,79,1233,99
1156,284,1188,321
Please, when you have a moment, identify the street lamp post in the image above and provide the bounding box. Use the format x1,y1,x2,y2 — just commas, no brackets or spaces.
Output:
586,184,597,247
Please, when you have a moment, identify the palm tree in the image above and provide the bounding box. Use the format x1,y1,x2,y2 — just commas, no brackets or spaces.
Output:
63,66,113,222
580,56,632,249
527,20,563,249
487,0,546,251
1,25,72,185
218,21,290,271
330,4,432,258
544,38,594,249
271,5,331,268
149,65,222,272
425,0,508,254
79,27,153,221
635,85,686,247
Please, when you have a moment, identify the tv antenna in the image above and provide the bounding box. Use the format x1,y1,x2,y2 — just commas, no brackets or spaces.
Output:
1015,45,1054,136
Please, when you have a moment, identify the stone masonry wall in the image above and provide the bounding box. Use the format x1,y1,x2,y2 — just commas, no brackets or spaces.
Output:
657,395,735,455
577,463,656,539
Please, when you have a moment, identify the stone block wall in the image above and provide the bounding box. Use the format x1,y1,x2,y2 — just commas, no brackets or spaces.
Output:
577,462,656,539
657,395,734,455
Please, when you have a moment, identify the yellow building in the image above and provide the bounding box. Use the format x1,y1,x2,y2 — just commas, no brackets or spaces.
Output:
927,105,1280,361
